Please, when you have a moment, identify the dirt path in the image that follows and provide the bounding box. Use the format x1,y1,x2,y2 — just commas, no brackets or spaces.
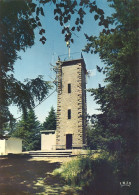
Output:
0,156,81,195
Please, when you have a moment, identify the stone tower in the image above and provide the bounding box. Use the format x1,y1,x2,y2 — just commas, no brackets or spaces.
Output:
56,57,87,149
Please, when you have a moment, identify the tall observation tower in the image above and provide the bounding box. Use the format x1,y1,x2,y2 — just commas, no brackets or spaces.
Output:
56,55,87,149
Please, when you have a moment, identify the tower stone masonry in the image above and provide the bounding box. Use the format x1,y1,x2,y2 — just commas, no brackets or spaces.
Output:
56,57,87,149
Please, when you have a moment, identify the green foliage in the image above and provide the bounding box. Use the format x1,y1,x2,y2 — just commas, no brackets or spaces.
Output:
54,152,138,194
24,0,108,44
87,124,102,150
88,154,118,195
43,106,56,130
53,152,119,194
0,0,33,133
54,155,93,186
51,0,107,42
12,110,42,151
0,1,51,133
0,0,117,135
85,0,138,174
11,76,52,116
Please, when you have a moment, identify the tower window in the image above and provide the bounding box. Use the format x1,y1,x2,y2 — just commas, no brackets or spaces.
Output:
68,109,71,119
68,84,71,93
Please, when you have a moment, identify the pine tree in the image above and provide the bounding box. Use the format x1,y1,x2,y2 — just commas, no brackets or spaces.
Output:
43,107,56,130
12,110,41,151
85,1,138,189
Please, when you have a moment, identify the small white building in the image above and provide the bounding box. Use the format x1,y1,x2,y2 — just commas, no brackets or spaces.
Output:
41,130,56,150
0,137,22,155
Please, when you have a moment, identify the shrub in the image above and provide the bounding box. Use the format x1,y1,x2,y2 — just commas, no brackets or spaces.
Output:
53,151,121,195
53,155,93,186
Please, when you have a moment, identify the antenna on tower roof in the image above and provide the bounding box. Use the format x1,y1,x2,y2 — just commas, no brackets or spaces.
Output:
66,39,70,59
64,24,71,60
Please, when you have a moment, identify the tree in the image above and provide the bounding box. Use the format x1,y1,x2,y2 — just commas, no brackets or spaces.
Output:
84,0,138,186
12,109,42,151
0,0,51,135
0,0,110,136
1,0,138,192
43,106,56,130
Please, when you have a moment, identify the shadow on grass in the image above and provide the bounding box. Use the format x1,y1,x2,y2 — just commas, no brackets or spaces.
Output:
0,155,79,195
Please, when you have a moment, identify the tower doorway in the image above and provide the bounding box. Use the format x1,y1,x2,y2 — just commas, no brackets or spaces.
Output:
66,134,72,149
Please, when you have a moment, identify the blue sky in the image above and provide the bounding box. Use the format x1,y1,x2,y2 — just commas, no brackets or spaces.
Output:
9,0,114,123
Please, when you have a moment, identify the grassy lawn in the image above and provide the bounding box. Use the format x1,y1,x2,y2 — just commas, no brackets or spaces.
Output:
0,156,82,195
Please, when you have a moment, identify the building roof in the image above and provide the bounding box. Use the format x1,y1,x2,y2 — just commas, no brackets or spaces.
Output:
40,130,55,134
